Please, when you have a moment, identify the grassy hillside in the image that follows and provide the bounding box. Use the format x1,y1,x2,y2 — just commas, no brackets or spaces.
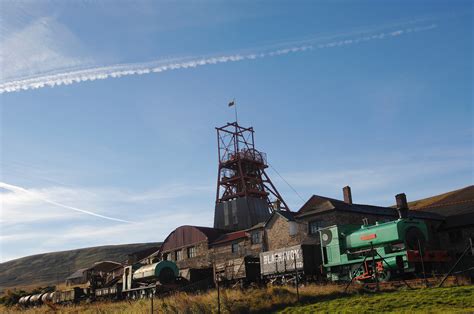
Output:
0,242,160,292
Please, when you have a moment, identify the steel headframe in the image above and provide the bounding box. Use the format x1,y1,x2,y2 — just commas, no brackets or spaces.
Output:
215,121,290,212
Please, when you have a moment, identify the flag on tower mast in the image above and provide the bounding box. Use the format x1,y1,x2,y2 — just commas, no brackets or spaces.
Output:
228,99,238,123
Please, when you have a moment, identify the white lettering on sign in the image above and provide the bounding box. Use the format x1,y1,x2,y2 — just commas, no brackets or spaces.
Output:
263,248,301,265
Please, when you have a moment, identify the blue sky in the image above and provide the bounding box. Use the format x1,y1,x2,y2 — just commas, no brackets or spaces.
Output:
0,1,472,262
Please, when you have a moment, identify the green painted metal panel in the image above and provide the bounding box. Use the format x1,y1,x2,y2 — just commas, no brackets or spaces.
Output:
346,219,428,249
156,260,179,277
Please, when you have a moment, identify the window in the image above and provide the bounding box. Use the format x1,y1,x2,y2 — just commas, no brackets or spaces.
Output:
251,231,261,244
162,253,169,261
231,243,239,254
187,246,196,258
289,221,298,236
175,250,182,261
308,220,322,235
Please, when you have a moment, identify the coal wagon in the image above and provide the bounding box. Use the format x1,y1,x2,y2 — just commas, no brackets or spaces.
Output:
214,255,261,287
259,244,322,284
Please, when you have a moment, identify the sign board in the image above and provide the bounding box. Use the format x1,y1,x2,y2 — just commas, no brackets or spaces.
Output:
260,245,304,276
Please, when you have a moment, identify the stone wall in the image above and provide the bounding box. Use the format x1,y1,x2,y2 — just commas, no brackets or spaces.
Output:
265,215,306,251
211,231,265,263
162,240,212,270
439,226,474,255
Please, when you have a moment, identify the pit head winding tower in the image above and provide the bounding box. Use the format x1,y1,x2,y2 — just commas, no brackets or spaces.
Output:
214,121,289,231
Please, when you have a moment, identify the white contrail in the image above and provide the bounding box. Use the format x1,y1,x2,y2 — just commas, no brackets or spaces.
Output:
0,181,133,223
0,24,436,94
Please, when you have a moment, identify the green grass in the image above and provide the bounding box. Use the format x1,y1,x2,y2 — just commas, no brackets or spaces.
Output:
2,284,472,313
280,285,474,313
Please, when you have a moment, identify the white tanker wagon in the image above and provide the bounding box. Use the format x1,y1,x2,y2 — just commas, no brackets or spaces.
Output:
122,260,179,299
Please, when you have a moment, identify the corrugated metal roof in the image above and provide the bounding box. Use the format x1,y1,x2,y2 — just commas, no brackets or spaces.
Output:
159,225,228,252
90,261,123,272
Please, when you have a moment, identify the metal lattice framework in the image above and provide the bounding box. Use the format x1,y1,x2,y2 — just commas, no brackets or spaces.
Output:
215,121,289,211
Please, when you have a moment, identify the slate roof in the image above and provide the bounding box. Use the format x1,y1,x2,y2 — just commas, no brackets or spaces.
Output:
66,268,88,280
211,230,248,246
246,222,265,231
407,185,474,217
296,195,444,220
129,246,161,262
274,210,296,221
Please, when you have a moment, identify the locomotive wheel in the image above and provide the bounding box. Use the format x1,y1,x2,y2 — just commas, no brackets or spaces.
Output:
349,266,366,284
377,269,391,282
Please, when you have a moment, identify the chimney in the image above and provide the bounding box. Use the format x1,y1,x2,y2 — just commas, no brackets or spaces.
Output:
343,186,353,205
395,193,408,219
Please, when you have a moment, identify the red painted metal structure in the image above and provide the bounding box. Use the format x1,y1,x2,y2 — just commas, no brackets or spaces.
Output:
214,121,289,211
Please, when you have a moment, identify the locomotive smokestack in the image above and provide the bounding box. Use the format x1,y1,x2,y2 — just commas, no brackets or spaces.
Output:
343,186,353,205
395,193,408,219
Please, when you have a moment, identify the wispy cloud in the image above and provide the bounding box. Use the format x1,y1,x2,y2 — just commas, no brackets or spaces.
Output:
0,182,132,223
0,24,436,94
0,17,93,81
0,210,213,262
0,181,214,262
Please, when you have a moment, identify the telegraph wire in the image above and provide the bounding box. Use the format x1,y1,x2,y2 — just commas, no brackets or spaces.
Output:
268,163,306,203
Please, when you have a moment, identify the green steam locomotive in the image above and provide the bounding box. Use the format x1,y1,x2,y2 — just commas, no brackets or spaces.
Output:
319,218,449,282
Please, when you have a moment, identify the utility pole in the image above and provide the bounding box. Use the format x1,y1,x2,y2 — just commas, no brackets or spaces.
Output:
150,294,153,314
294,253,300,303
217,273,221,314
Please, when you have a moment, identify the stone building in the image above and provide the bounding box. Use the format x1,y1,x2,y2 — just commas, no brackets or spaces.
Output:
158,225,226,281
293,187,445,249
210,225,265,282
407,185,474,256
156,185,473,282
